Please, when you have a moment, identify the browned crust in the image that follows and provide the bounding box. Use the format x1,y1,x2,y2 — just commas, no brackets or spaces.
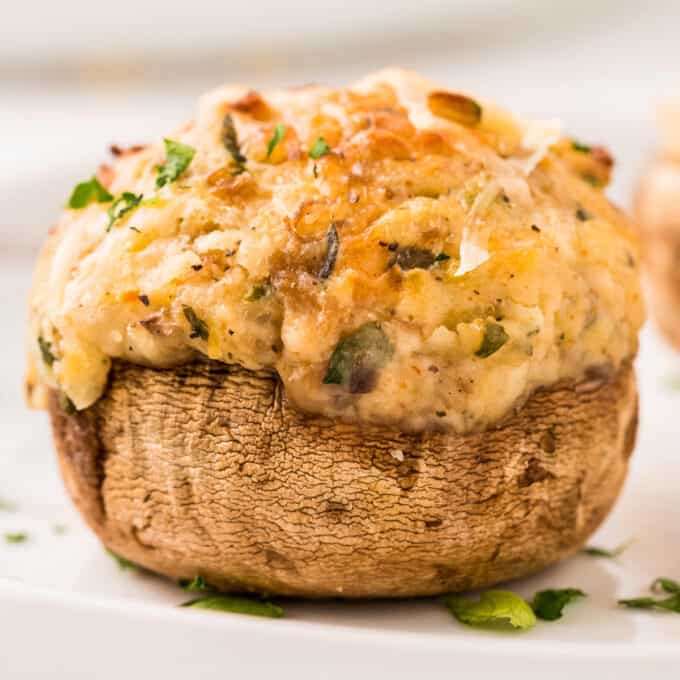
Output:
48,361,637,598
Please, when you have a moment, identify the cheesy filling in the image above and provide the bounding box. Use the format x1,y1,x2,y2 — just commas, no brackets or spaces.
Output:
28,70,644,433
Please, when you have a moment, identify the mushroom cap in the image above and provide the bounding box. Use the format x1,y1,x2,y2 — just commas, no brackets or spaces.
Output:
49,360,637,598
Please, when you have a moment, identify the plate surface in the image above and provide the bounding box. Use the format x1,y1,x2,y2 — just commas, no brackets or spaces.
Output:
2,255,680,679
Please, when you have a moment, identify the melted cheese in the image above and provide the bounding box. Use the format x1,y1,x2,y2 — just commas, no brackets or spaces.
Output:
28,69,644,433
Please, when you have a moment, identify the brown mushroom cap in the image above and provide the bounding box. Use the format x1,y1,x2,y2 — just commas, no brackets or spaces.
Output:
49,360,637,599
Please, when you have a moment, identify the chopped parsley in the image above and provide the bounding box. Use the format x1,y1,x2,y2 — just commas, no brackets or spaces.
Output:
37,336,56,366
107,192,143,231
4,532,28,544
571,140,592,153
390,247,436,271
619,596,680,613
475,322,509,358
582,538,633,558
107,548,136,571
652,578,680,594
245,279,272,301
68,177,113,209
138,294,150,306
309,136,331,159
532,588,586,621
323,322,393,393
181,595,284,618
444,590,536,630
183,305,209,340
222,114,247,175
582,174,601,188
266,124,286,160
619,580,680,614
319,223,340,279
387,247,450,271
180,575,212,593
58,392,77,415
155,138,196,188
575,206,592,221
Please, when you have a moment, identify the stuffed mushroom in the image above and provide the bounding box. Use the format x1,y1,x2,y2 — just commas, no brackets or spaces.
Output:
635,100,680,349
27,70,643,598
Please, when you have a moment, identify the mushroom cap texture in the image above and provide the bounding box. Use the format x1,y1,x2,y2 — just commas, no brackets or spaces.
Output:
49,360,637,599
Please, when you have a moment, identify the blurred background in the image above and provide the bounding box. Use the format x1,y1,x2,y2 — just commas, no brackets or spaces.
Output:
2,0,680,253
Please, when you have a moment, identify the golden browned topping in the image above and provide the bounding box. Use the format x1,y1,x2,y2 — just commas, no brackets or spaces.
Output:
28,69,643,432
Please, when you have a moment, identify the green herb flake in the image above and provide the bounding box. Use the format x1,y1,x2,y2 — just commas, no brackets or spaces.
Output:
4,532,28,544
180,575,212,593
58,392,77,415
618,597,658,609
434,252,451,262
571,140,592,153
617,578,680,614
319,223,340,279
444,590,536,630
107,548,136,571
390,247,436,271
156,138,196,188
266,124,286,160
245,280,273,302
107,192,143,231
652,577,680,594
582,538,634,558
183,305,209,340
68,177,113,209
652,596,680,613
619,593,680,614
532,588,585,621
475,322,509,358
323,322,393,394
222,114,247,175
37,336,56,367
309,136,331,159
575,206,591,222
181,595,284,618
582,174,602,188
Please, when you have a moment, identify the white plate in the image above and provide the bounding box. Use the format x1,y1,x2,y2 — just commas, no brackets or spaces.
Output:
3,254,680,678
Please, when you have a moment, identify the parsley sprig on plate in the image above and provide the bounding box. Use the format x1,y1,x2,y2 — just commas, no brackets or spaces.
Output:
619,578,680,613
